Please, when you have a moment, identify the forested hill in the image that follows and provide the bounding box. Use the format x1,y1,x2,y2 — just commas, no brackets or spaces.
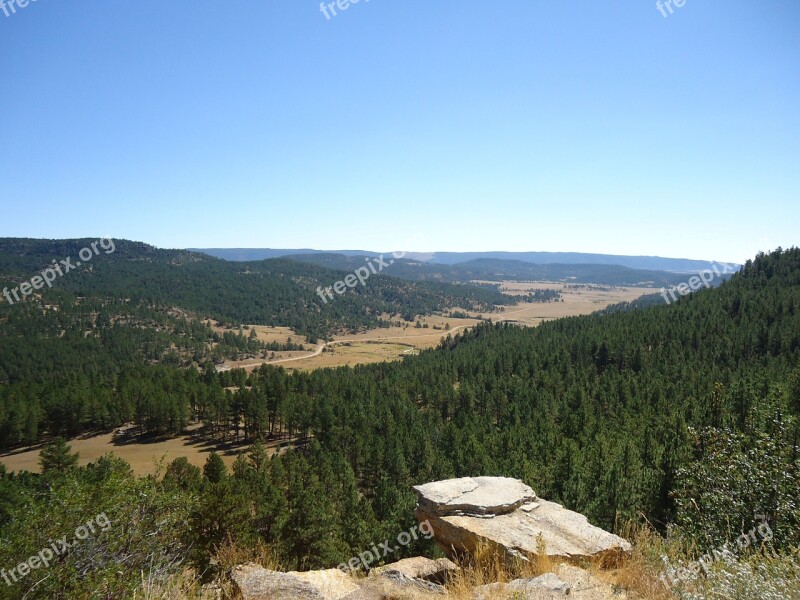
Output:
287,247,798,544
285,253,702,287
0,238,513,342
0,249,797,596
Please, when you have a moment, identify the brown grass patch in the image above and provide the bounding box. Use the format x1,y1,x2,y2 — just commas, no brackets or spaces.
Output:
0,425,295,477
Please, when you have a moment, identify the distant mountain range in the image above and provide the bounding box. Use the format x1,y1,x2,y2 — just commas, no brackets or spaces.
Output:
191,248,738,273
283,254,707,288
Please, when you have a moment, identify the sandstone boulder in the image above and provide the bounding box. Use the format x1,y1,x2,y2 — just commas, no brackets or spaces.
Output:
473,566,629,600
370,556,458,584
231,564,359,600
414,477,632,563
556,564,629,599
343,570,445,599
473,572,571,599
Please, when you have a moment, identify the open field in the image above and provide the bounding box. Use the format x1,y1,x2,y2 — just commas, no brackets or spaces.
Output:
205,321,311,348
482,282,658,327
216,282,657,372
278,341,418,370
0,424,294,476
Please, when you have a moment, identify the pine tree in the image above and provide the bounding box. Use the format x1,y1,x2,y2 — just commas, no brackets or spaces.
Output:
203,452,227,483
164,457,203,490
39,437,79,474
284,472,346,570
248,440,269,474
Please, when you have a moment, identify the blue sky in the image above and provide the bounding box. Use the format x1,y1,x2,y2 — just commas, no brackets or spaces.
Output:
1,0,798,263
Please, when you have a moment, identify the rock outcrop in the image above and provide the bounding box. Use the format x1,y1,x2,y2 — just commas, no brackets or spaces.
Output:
346,570,445,599
413,477,632,563
232,477,633,600
370,556,458,584
473,572,571,599
232,563,446,600
472,565,629,600
231,564,359,600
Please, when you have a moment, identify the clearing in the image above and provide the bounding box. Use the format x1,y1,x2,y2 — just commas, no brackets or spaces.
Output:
0,424,297,476
216,282,657,371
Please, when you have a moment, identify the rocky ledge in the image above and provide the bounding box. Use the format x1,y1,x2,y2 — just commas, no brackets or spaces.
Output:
232,477,633,600
413,476,632,563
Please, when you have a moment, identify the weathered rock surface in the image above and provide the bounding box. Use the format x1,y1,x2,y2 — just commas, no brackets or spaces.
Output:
414,477,632,563
231,564,359,600
231,560,628,600
556,564,628,599
370,556,458,584
293,569,363,599
472,566,629,600
233,562,449,600
413,476,537,516
473,572,571,599
343,570,445,599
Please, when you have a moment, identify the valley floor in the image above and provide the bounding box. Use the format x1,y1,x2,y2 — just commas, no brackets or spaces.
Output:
218,282,657,371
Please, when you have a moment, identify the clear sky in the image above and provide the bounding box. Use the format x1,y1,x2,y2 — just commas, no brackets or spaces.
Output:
1,0,798,263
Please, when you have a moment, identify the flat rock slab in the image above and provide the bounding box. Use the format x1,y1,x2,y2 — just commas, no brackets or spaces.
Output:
556,564,629,599
473,567,629,600
232,565,359,600
232,565,325,600
292,569,362,599
473,572,571,599
370,556,458,584
343,570,445,599
413,476,537,517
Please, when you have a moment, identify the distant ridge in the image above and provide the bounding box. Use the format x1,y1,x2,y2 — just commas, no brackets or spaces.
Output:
192,248,738,273
286,254,712,288
190,248,380,262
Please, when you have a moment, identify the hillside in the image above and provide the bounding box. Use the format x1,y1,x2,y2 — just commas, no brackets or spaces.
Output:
0,239,515,339
0,248,797,598
0,237,518,444
285,254,712,287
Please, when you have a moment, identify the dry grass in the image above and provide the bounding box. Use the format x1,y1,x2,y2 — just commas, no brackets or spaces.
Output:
205,322,309,348
133,568,210,600
603,524,677,600
442,528,675,599
443,539,558,599
134,539,278,599
0,425,233,476
213,537,280,575
0,425,294,476
276,341,416,369
480,282,658,327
